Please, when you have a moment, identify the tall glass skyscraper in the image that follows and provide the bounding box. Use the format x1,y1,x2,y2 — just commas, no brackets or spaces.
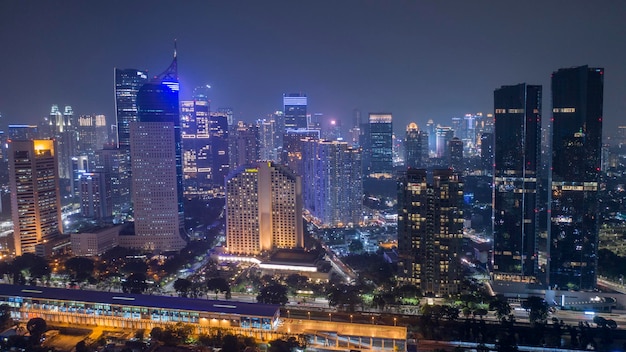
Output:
493,83,542,281
548,66,603,290
115,69,148,148
367,113,393,177
283,93,308,130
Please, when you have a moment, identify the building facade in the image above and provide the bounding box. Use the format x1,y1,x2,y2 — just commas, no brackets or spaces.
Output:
115,68,148,149
226,162,303,256
9,140,63,255
397,169,463,296
493,83,542,281
128,54,186,251
548,66,604,290
366,113,393,177
404,122,429,169
283,93,307,130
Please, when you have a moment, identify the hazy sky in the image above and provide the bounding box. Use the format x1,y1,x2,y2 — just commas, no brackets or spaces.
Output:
1,1,625,135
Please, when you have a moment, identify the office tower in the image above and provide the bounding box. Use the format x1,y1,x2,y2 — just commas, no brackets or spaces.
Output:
9,140,63,255
282,129,320,177
257,118,280,162
548,66,603,290
8,125,39,140
80,171,112,219
448,137,464,171
41,105,76,195
348,108,362,146
367,113,393,177
229,121,259,171
451,117,462,137
435,126,454,158
181,97,211,196
95,146,131,217
114,69,148,148
404,122,429,169
480,132,494,174
308,140,362,227
397,169,464,296
75,114,108,171
127,53,186,251
283,93,307,130
492,84,542,281
225,162,303,255
426,119,436,155
209,111,230,189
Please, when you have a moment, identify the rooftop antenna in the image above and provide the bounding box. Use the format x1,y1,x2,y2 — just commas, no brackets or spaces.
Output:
174,39,177,58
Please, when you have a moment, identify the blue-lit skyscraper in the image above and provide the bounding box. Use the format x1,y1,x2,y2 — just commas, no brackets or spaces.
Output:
366,113,393,177
283,93,308,130
126,52,186,251
548,66,603,290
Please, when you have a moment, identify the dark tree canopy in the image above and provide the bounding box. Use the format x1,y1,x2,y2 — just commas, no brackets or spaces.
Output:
64,257,95,283
257,284,288,305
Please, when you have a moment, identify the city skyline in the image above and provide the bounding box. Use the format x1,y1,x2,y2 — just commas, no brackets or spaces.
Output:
1,1,624,135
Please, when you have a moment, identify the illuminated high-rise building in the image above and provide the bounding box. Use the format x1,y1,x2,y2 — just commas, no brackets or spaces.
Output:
548,66,604,290
209,111,229,190
9,139,63,255
283,93,307,130
126,52,186,251
282,129,320,177
8,125,39,140
95,146,131,217
435,125,453,159
226,162,303,255
307,140,362,227
448,137,464,171
493,83,542,281
181,96,211,196
115,69,148,148
229,121,259,171
397,169,463,296
404,122,428,169
366,113,393,177
80,171,112,219
75,114,108,171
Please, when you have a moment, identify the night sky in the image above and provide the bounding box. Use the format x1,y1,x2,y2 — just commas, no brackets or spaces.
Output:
1,1,625,135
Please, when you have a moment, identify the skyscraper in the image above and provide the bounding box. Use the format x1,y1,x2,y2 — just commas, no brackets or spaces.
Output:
229,121,259,171
404,122,429,169
95,146,131,217
9,140,63,255
126,53,186,251
282,129,320,177
181,96,211,196
397,169,464,296
226,162,303,255
493,83,542,281
283,93,307,130
448,137,464,171
209,111,230,190
308,140,362,227
548,66,604,290
367,113,393,177
80,171,112,219
115,68,148,148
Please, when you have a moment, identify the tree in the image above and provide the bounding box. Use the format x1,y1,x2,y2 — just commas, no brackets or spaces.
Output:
257,284,288,305
174,278,193,297
348,239,364,253
522,296,549,325
64,257,95,283
206,277,231,299
122,273,148,294
26,317,47,345
0,304,13,331
489,295,512,321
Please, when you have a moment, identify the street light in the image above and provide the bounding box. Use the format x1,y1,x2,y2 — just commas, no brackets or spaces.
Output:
329,313,332,322
371,316,375,324
394,317,397,326
307,311,311,320
287,310,290,318
350,314,353,323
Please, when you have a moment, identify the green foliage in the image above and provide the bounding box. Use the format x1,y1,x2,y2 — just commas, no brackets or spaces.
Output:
122,273,148,294
522,296,549,325
598,248,626,280
342,253,394,287
0,304,13,331
64,257,95,283
174,278,193,297
257,283,288,305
